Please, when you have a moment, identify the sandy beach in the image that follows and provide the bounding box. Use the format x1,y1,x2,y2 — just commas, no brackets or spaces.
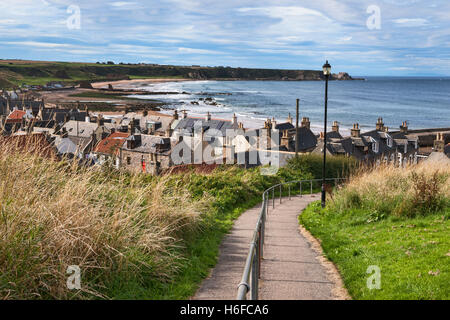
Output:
91,78,192,90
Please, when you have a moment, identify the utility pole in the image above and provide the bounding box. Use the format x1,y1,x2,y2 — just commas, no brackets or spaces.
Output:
295,98,299,157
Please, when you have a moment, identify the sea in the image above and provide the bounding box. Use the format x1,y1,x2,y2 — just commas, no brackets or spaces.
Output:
129,77,450,135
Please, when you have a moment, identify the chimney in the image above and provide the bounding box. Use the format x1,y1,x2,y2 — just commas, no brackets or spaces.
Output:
205,111,211,121
287,113,293,124
332,121,339,132
238,122,244,130
173,109,179,120
384,126,389,133
301,117,310,129
101,127,108,140
85,105,90,122
232,113,238,126
376,117,384,131
281,130,291,149
128,118,135,134
434,132,445,152
97,115,105,126
165,128,173,137
264,118,272,130
271,117,277,129
400,121,408,134
351,123,361,138
61,127,68,138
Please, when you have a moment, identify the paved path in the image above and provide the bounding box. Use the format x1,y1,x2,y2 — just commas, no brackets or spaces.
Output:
193,194,335,300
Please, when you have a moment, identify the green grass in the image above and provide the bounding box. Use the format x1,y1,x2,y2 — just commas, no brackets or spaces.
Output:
298,163,450,300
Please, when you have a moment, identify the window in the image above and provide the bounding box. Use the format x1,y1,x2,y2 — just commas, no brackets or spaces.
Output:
387,135,393,148
370,137,379,153
126,157,131,165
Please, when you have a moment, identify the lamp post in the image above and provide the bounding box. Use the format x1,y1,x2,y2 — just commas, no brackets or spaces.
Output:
321,60,331,208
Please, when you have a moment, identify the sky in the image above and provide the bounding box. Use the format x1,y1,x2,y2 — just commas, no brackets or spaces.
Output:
1,0,449,76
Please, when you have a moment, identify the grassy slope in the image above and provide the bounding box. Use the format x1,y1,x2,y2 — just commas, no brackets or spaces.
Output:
0,148,355,299
299,164,450,300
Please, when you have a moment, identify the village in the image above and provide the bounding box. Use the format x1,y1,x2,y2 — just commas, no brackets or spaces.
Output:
0,88,449,175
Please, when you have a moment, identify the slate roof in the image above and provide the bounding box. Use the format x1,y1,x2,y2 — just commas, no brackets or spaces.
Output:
62,121,98,138
41,108,88,123
141,114,174,133
54,136,92,156
122,134,171,154
275,122,295,131
326,131,343,140
0,96,44,116
295,127,317,151
174,118,238,136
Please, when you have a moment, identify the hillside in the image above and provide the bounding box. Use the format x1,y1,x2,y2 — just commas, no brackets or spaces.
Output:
0,60,359,89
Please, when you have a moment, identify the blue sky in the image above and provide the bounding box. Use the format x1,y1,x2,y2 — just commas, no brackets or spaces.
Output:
1,0,449,76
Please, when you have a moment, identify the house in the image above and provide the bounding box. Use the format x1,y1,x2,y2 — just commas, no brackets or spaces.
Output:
92,132,129,167
119,134,172,175
5,109,28,124
172,112,239,160
312,118,419,166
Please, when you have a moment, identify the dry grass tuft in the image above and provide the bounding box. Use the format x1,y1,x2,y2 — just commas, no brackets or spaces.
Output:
330,161,450,218
0,139,209,299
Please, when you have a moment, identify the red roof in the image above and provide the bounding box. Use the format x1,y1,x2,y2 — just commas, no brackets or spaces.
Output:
6,110,27,123
93,132,129,155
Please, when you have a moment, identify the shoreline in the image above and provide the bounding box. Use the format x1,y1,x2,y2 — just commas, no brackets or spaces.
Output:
90,78,353,134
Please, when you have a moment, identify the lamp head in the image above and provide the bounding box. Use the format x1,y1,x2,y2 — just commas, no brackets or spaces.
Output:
323,60,331,76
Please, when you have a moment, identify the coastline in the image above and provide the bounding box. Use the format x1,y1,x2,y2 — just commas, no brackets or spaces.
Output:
89,78,352,134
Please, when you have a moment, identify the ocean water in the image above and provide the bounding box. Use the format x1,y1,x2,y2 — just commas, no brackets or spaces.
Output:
130,77,450,134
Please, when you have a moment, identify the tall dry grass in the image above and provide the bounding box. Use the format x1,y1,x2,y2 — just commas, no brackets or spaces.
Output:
0,137,209,299
330,160,450,218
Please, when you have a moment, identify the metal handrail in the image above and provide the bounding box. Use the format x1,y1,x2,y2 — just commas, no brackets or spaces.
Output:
236,177,347,300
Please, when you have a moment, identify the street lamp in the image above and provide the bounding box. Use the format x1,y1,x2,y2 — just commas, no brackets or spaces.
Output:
321,60,331,208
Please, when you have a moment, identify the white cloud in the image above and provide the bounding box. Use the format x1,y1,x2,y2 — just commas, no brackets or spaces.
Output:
393,18,428,27
178,47,221,54
110,2,137,7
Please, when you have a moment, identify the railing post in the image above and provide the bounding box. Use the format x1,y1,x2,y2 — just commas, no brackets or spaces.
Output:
258,227,262,277
300,181,302,197
251,252,258,300
272,188,275,208
310,180,313,194
288,184,291,200
279,185,282,204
